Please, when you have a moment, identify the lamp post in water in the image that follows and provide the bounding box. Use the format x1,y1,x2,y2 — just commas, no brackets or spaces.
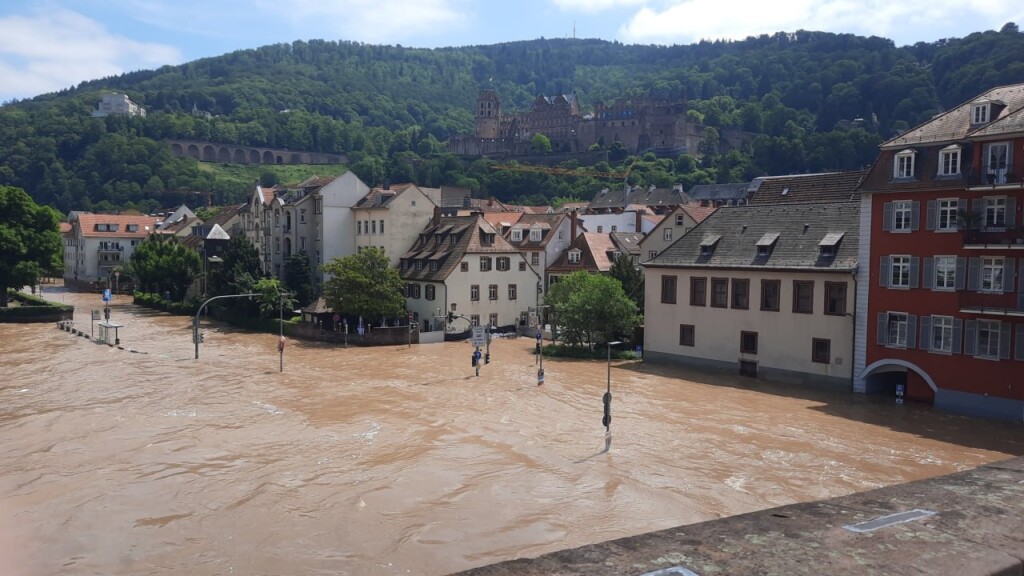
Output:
604,340,621,451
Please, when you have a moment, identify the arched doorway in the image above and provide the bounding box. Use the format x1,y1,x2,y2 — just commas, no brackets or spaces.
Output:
860,359,937,405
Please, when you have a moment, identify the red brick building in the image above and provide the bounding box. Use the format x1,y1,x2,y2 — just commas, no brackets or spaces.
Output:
855,83,1024,421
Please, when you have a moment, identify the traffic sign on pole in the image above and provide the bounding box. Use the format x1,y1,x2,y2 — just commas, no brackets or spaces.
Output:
102,288,112,302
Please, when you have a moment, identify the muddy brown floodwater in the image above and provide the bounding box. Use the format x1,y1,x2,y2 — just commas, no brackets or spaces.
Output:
1,284,1022,576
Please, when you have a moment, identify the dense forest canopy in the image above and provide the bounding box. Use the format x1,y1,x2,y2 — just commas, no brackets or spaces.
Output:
2,24,1023,214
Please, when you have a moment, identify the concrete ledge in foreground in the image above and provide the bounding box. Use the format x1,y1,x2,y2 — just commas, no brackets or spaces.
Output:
453,457,1024,576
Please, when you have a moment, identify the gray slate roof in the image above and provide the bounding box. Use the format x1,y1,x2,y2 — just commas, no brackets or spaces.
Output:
882,82,1024,148
589,185,687,211
687,182,755,203
645,201,859,271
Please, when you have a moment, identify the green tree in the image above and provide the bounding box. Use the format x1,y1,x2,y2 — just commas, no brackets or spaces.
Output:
321,247,406,323
0,186,62,306
207,235,264,317
284,251,316,307
546,271,639,349
530,133,552,154
253,277,297,319
130,234,202,301
609,254,644,315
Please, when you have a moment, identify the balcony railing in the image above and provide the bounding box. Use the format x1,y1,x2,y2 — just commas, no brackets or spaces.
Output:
969,170,1024,188
962,228,1024,248
959,290,1024,317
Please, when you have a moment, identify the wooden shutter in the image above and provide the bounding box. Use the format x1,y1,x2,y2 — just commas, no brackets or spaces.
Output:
919,316,931,351
1018,260,1024,311
965,320,977,356
955,257,967,290
952,318,963,355
1007,197,1017,227
972,199,985,230
877,313,887,345
879,256,890,287
926,200,937,231
911,200,921,231
1004,258,1016,295
906,315,917,349
1000,322,1011,359
923,257,934,289
1016,324,1024,360
967,257,981,291
957,198,968,231
882,202,893,232
909,257,920,289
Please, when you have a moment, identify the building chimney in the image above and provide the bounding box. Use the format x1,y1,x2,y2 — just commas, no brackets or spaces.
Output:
432,206,442,226
570,210,578,240
488,196,495,207
635,209,642,233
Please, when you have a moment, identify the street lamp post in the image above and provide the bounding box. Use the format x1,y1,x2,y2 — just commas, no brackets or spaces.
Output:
278,294,284,373
604,340,621,451
194,293,260,359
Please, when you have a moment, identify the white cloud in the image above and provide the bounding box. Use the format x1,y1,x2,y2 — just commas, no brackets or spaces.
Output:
549,0,646,11
617,0,1023,46
0,8,180,102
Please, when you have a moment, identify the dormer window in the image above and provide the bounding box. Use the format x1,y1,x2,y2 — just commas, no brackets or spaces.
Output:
938,144,961,177
699,234,721,257
511,229,522,242
818,232,844,258
893,149,916,179
972,103,990,125
568,249,581,264
755,232,779,257
435,234,443,244
529,229,542,242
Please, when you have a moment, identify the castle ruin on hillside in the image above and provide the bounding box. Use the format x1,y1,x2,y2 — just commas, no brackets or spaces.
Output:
447,87,737,158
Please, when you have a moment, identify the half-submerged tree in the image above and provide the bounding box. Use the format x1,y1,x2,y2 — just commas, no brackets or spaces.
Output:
546,271,640,349
0,186,61,307
130,233,202,301
321,247,406,324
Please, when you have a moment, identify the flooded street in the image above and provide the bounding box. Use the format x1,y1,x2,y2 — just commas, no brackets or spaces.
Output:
2,285,1022,576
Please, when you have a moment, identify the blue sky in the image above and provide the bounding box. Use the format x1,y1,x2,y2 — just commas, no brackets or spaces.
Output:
1,0,1022,103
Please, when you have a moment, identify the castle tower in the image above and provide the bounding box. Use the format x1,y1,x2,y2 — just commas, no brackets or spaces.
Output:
474,88,501,139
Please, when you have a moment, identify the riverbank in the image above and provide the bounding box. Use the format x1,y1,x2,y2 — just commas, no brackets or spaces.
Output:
456,456,1024,576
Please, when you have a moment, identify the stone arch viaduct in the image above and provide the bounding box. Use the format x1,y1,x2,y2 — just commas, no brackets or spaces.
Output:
167,139,346,165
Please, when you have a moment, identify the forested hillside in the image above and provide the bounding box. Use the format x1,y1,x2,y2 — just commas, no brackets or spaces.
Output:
2,24,1023,214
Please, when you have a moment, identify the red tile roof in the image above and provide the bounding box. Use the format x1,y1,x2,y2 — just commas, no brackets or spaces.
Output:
75,214,161,238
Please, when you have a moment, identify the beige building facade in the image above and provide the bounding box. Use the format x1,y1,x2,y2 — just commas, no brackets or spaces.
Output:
354,184,438,268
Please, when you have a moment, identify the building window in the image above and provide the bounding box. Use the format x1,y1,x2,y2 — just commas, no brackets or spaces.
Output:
981,257,1005,292
470,314,480,327
938,145,961,176
489,313,498,328
425,285,435,301
371,220,377,234
986,143,1010,183
761,279,780,311
508,284,517,300
429,261,438,271
690,277,707,306
893,149,915,179
519,261,527,271
931,315,953,353
711,278,728,308
300,209,306,224
985,197,1007,228
649,250,658,260
661,275,677,304
663,228,673,242
887,312,908,348
480,257,492,271
972,103,989,124
530,229,542,242
568,250,581,264
824,282,847,316
937,199,958,231
489,284,498,300
379,220,384,234
497,257,510,271
976,319,1001,359
412,284,421,299
812,338,831,364
730,279,749,309
679,324,695,347
893,200,913,231
675,214,685,226
511,229,522,242
793,281,814,313
890,255,911,288
933,256,957,290
470,285,479,301
461,261,469,272
740,331,758,354
531,252,540,266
